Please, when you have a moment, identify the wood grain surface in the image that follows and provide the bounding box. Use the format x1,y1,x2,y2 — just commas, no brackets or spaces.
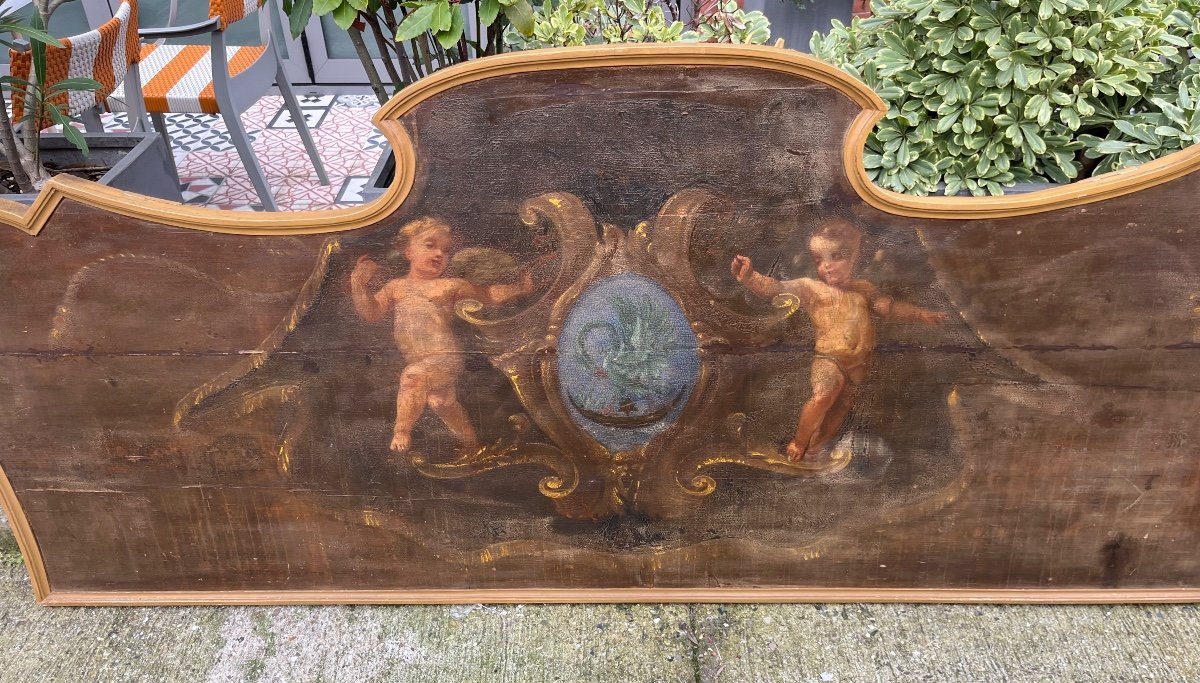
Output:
0,45,1197,604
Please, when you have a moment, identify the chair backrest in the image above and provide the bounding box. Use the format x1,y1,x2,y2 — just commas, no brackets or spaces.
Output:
209,0,267,31
10,0,140,124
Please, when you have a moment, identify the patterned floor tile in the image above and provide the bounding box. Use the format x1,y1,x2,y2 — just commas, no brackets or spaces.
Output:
297,94,336,108
95,93,385,212
267,106,329,130
166,115,262,153
336,176,371,203
336,94,381,108
364,130,390,153
103,112,132,133
179,176,224,205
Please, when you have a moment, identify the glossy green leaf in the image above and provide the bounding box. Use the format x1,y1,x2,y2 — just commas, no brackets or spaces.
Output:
287,0,313,38
435,6,465,49
430,0,452,33
479,0,500,26
503,0,536,36
394,2,438,41
331,1,358,29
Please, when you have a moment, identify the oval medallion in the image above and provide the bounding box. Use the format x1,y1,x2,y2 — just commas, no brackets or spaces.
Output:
557,273,700,451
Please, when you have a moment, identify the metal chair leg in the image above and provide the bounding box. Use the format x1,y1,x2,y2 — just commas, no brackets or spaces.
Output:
276,65,330,186
123,62,153,133
149,111,180,181
80,107,105,134
220,109,278,211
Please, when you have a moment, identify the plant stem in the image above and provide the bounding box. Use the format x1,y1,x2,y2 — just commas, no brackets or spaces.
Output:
474,1,482,59
364,12,405,89
392,39,419,85
416,34,434,74
429,32,450,68
395,7,428,78
347,22,389,105
382,3,400,33
0,101,35,194
18,76,50,189
380,5,418,83
408,38,427,77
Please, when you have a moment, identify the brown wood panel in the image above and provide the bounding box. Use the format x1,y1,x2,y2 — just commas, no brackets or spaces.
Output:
1,45,1198,604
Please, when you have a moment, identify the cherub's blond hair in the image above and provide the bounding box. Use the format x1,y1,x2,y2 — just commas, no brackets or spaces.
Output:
396,216,451,248
811,217,863,250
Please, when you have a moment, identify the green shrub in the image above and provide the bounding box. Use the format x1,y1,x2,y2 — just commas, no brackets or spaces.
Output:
504,0,771,49
684,0,772,44
811,0,1200,195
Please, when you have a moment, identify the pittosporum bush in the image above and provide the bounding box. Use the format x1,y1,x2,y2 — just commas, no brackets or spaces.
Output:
504,0,771,49
811,0,1200,195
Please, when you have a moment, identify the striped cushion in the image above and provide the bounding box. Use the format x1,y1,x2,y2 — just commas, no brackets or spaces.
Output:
210,0,266,30
107,43,267,115
10,0,139,125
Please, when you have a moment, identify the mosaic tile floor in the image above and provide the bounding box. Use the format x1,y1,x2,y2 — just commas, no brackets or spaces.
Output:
98,93,387,212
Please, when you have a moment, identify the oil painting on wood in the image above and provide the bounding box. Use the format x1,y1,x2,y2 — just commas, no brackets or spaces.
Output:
1,45,1198,604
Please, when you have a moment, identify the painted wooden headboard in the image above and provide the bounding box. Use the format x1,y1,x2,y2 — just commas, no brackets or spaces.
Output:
2,44,1198,605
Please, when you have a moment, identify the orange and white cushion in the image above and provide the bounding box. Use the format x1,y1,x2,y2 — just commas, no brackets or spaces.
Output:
107,43,267,115
210,0,266,30
10,0,139,124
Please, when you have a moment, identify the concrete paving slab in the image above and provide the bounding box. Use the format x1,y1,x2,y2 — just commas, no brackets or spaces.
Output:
689,602,1200,682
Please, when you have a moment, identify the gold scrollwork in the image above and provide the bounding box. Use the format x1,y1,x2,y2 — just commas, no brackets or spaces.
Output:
678,447,852,497
771,292,803,319
409,191,609,515
455,299,487,325
418,188,864,518
409,439,579,499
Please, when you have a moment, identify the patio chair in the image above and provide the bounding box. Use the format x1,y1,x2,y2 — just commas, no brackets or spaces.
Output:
9,0,151,135
107,0,330,211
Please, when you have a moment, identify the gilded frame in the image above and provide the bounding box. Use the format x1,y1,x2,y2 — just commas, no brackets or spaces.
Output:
3,43,1200,605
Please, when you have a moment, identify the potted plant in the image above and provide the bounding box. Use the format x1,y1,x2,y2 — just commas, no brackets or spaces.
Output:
283,0,542,106
0,3,182,204
811,0,1200,196
505,0,770,46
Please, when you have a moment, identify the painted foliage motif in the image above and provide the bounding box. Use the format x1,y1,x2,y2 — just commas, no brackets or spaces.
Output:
4,56,1199,597
558,273,700,452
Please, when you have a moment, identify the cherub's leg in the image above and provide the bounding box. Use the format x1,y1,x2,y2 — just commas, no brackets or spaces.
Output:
808,384,856,453
392,365,431,453
786,357,845,462
427,384,479,450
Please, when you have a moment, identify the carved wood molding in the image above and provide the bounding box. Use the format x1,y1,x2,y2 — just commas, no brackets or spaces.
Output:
2,44,1199,236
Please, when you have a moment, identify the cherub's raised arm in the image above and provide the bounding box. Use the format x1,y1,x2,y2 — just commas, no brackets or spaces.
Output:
872,293,947,325
487,269,535,304
350,256,389,322
458,270,535,306
731,255,782,300
731,255,816,305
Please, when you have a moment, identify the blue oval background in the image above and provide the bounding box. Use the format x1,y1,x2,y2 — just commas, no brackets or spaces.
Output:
557,273,700,451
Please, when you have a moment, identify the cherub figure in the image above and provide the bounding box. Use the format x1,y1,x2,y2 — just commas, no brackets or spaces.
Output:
730,218,946,462
350,217,534,454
